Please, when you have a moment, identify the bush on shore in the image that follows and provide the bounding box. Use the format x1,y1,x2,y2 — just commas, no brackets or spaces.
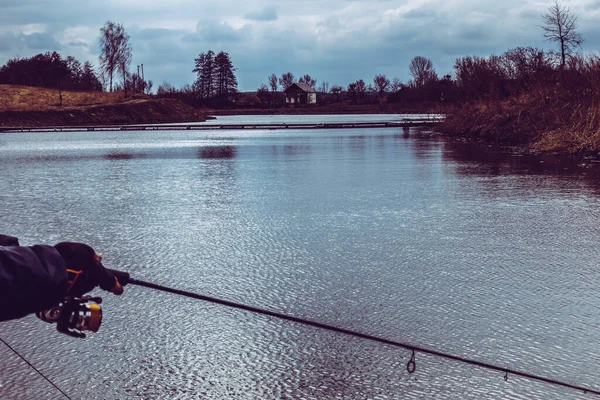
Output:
439,48,600,154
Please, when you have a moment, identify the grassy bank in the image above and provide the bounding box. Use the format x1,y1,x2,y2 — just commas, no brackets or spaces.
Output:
439,95,600,155
0,85,207,127
437,49,600,155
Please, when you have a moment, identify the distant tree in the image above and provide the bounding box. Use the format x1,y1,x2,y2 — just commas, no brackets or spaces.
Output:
279,72,294,90
390,77,403,92
98,69,108,91
366,83,376,103
541,1,583,67
373,74,390,98
330,85,343,102
112,68,131,92
268,73,278,105
409,56,438,88
81,61,103,91
193,50,236,105
501,47,553,82
355,79,367,103
257,83,270,103
214,51,238,104
193,50,216,100
157,81,177,96
0,52,101,91
347,82,358,104
299,74,316,88
130,73,145,93
130,65,153,94
66,56,83,83
98,21,132,92
318,81,329,94
454,55,511,99
180,83,195,94
268,73,278,92
347,79,367,104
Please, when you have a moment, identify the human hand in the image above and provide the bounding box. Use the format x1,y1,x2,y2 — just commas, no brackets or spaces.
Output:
54,242,124,297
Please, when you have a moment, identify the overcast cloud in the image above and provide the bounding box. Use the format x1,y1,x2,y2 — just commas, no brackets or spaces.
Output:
1,0,599,91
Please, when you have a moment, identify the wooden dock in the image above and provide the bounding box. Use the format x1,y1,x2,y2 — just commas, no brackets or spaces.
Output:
0,118,443,133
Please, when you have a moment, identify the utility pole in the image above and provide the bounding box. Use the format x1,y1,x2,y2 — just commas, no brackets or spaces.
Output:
141,64,145,94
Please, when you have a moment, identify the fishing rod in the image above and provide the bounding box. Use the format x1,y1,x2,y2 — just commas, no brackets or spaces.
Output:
37,269,600,397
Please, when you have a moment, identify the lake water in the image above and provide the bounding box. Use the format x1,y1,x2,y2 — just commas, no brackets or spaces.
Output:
1,115,599,399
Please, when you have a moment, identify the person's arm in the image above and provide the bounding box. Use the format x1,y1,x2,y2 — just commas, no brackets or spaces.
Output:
0,244,68,322
0,236,124,323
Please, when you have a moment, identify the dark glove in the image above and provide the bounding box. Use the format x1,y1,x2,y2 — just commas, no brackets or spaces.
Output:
54,242,124,297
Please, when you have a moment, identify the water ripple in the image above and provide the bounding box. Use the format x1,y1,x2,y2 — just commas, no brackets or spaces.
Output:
1,123,600,399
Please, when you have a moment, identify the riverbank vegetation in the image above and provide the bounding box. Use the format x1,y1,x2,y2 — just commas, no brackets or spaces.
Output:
0,85,206,126
440,1,598,154
440,49,600,153
1,2,597,154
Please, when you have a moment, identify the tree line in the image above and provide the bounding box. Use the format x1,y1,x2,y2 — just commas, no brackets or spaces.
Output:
0,52,102,91
246,55,448,108
0,21,151,95
0,1,588,111
219,1,583,109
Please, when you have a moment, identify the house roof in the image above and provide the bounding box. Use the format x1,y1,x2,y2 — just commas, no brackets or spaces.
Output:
285,82,316,93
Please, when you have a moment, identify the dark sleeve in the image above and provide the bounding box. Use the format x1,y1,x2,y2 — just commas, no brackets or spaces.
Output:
0,235,19,246
0,245,68,322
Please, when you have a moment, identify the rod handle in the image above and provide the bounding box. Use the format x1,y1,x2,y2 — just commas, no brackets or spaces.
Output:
107,269,131,286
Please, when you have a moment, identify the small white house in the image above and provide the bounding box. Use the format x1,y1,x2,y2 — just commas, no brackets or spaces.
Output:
284,83,317,105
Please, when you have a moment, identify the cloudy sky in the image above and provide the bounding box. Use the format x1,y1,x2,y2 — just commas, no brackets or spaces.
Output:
1,0,599,92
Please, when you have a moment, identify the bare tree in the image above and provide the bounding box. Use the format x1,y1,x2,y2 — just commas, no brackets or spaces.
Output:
541,1,583,67
299,74,317,88
318,81,329,94
330,85,343,102
157,81,176,96
373,74,390,98
268,73,278,92
390,77,403,92
98,69,108,91
130,73,145,93
409,56,437,88
268,73,278,105
347,79,367,104
98,21,132,92
279,72,294,90
257,83,270,103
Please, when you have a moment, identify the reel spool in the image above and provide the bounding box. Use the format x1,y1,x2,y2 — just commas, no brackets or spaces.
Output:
37,296,103,338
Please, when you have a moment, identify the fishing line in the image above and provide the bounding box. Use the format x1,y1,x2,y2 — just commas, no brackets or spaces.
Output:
127,277,600,397
0,335,72,400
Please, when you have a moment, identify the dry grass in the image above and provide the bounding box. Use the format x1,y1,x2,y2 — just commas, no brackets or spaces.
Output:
533,103,600,153
441,96,600,154
0,85,145,111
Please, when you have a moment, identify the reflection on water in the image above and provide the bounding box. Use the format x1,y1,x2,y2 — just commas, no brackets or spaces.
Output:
198,146,237,159
0,123,600,399
104,152,146,161
444,140,600,178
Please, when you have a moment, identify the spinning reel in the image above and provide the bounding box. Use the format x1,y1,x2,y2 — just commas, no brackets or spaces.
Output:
36,296,103,338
